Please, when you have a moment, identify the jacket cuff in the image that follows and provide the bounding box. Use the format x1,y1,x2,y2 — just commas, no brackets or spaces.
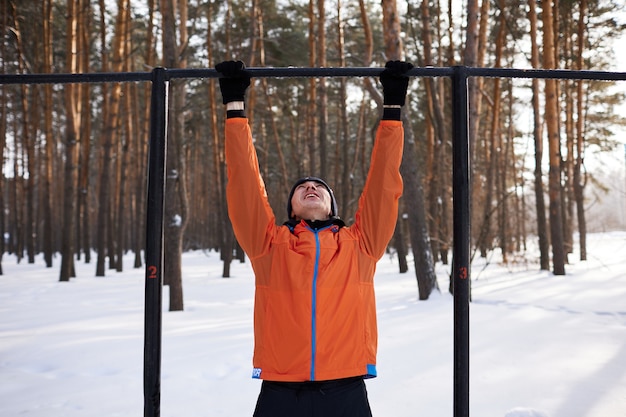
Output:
227,109,246,118
382,107,401,120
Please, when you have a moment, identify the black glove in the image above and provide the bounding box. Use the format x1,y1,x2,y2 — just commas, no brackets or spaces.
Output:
380,60,414,106
215,60,251,104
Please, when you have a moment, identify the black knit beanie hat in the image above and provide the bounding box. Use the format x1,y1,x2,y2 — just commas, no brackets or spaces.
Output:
287,177,338,220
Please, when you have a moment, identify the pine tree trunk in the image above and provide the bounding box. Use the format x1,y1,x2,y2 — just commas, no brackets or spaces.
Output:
382,0,437,299
42,0,54,267
561,6,574,258
316,0,328,178
306,0,318,175
60,0,80,282
574,0,588,261
96,0,126,276
542,0,566,275
494,0,507,261
528,0,550,270
337,0,352,215
24,87,36,265
12,9,36,264
115,10,134,272
134,0,155,269
464,0,480,168
419,0,446,264
78,0,92,263
393,208,409,274
116,82,133,272
161,0,188,311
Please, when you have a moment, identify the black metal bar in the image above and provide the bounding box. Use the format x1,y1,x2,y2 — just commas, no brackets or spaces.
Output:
166,66,455,79
3,66,625,85
0,71,151,85
466,66,626,81
452,66,471,417
143,67,168,417
170,65,626,80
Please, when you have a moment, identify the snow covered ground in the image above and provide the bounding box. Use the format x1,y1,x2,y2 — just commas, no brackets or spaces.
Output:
1,232,625,417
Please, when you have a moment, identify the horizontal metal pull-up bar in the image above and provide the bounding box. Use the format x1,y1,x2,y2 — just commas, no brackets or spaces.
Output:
0,71,152,84
170,66,626,81
2,65,625,85
3,65,625,417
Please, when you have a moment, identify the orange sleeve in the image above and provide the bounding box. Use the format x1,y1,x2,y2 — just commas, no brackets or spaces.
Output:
224,118,276,259
354,120,404,259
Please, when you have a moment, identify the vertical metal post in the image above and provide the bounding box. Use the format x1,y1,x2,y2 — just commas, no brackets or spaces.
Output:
144,67,168,417
452,66,471,417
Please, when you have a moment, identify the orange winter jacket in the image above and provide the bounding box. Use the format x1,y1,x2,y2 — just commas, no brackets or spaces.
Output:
225,117,403,382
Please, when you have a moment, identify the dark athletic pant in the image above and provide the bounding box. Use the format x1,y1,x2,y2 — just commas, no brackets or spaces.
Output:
253,376,373,417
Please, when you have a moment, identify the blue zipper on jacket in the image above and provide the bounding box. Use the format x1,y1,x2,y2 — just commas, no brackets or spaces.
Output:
308,224,332,381
310,229,320,381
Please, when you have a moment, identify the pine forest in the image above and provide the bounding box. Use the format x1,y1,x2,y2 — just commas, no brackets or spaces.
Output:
1,0,626,310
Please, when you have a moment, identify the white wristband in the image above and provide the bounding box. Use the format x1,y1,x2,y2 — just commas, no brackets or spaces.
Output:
226,101,245,111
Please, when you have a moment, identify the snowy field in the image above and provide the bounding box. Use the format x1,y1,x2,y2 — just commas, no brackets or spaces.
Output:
1,232,625,417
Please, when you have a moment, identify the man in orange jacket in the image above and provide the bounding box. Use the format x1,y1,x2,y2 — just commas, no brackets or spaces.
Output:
216,60,412,417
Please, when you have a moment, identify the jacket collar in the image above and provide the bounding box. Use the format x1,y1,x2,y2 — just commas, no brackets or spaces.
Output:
283,217,345,233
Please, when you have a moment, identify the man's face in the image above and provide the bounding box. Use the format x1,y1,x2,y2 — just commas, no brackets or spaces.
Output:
290,181,332,221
